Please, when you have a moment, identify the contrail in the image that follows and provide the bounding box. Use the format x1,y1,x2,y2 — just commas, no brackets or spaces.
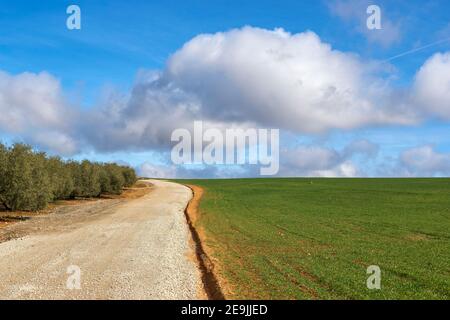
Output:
383,37,450,63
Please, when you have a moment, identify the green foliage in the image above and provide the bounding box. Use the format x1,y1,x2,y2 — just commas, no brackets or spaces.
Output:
78,160,101,197
104,164,125,194
122,166,137,187
98,164,137,195
46,157,74,200
0,144,52,211
0,143,9,208
98,165,111,195
0,142,138,211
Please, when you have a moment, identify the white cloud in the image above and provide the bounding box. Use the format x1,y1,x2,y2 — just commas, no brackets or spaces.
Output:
132,142,450,179
139,162,177,178
2,26,450,181
413,52,450,119
138,161,232,179
0,70,78,154
400,145,450,177
309,161,358,178
0,71,63,131
282,146,341,172
134,138,375,179
33,131,78,155
165,27,409,132
82,27,416,153
278,141,377,177
5,27,444,158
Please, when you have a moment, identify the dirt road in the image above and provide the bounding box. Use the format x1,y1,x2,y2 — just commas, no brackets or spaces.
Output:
0,180,203,299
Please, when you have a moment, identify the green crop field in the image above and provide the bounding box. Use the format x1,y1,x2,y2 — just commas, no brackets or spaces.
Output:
176,178,450,300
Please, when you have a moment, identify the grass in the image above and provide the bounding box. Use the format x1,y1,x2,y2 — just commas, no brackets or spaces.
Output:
175,178,450,300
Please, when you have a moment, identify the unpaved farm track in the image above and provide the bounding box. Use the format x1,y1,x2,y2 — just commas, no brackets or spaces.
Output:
0,180,203,299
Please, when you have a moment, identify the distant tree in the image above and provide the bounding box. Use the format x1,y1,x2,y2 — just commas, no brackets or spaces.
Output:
121,166,137,187
106,164,126,194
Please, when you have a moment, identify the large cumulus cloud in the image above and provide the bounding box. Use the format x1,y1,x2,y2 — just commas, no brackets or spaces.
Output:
413,52,450,119
80,27,421,153
0,71,78,154
164,27,411,132
2,27,450,177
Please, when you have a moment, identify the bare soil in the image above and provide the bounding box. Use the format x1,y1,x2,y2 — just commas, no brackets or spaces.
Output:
184,184,232,299
0,180,203,300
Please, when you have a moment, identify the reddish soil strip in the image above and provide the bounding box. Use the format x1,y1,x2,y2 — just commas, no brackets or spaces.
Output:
184,185,225,300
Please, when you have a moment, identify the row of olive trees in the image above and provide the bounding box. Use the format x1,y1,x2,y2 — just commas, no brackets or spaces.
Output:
0,143,137,211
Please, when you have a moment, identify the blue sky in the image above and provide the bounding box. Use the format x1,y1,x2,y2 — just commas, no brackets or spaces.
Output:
1,0,450,177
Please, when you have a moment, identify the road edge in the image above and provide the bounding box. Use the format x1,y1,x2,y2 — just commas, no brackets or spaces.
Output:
183,184,225,300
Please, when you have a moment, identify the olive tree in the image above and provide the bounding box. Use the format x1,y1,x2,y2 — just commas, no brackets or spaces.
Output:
69,160,101,198
46,157,74,200
0,142,138,210
0,143,8,209
0,144,52,211
121,166,137,187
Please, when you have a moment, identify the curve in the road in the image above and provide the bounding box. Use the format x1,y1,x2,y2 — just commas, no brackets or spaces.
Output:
0,180,203,300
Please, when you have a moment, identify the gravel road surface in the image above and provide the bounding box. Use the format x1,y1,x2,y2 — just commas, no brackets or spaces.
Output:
0,180,203,299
